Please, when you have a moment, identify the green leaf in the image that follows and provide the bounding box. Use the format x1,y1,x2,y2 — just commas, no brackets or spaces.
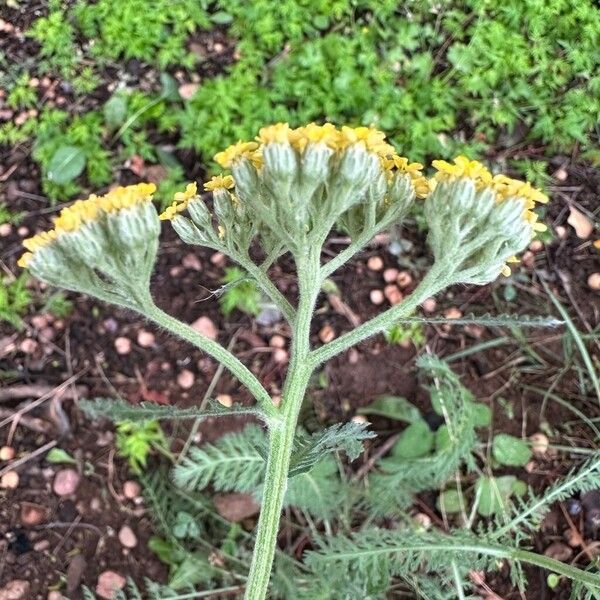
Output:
476,475,516,517
210,11,233,24
472,403,492,427
359,396,421,423
47,145,86,184
512,479,528,497
289,421,375,477
391,420,434,459
103,93,127,128
436,489,464,513
160,73,179,101
173,511,200,539
81,397,266,423
492,434,532,466
46,447,77,465
435,425,450,451
169,553,215,589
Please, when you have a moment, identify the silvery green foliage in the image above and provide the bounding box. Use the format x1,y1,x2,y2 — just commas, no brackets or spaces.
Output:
424,179,532,284
29,202,160,309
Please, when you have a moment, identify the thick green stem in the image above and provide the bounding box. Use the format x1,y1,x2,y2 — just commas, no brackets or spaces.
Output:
244,249,320,600
142,301,276,417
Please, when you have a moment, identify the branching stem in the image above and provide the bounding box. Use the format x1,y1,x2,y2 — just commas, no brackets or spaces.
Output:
142,300,276,418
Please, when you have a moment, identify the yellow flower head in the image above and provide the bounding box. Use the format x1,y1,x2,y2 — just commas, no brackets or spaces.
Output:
383,155,429,199
214,141,260,169
297,123,342,150
340,126,395,158
203,175,235,191
432,156,493,187
257,123,293,144
159,182,198,221
19,183,156,267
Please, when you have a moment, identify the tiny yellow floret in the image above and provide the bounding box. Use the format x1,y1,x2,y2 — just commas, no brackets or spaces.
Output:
340,126,395,158
204,175,235,191
159,183,198,221
214,141,260,169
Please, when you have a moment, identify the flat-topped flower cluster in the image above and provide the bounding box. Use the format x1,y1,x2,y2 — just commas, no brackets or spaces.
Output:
18,183,156,268
18,122,548,288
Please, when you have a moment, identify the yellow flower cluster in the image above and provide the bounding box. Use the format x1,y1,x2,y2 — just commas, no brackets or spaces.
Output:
432,156,548,232
214,141,261,169
215,122,400,167
18,183,156,268
383,155,429,198
159,183,198,221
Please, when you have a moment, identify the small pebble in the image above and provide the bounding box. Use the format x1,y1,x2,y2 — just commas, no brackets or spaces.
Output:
351,414,368,424
555,225,567,239
0,580,30,600
529,240,543,252
382,268,399,283
369,289,385,305
383,284,403,305
0,471,19,489
421,298,437,313
96,571,126,600
31,314,50,329
521,250,535,268
396,271,413,289
216,393,233,408
114,337,132,355
177,369,195,389
122,480,141,500
17,226,29,237
0,223,12,236
529,433,549,457
34,539,50,552
19,338,38,354
587,273,600,291
47,591,63,600
554,167,568,181
53,469,80,496
210,252,226,267
137,330,155,348
413,513,432,530
0,446,15,461
20,502,47,526
273,348,288,364
191,316,218,340
269,335,286,348
367,256,384,271
118,525,137,549
444,307,462,319
318,324,336,343
103,318,118,333
182,253,202,271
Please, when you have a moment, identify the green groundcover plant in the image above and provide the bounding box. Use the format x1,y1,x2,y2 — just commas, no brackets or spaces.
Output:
19,123,600,599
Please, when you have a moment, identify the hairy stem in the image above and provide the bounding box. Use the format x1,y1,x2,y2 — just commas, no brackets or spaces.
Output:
244,249,320,600
236,253,296,324
142,301,276,417
311,262,452,366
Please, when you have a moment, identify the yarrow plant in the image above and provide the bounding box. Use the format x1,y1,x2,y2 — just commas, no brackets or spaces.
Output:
19,123,549,599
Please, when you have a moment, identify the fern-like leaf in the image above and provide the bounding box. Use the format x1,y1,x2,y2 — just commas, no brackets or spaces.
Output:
173,424,266,493
395,314,562,328
289,421,375,477
82,396,265,422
